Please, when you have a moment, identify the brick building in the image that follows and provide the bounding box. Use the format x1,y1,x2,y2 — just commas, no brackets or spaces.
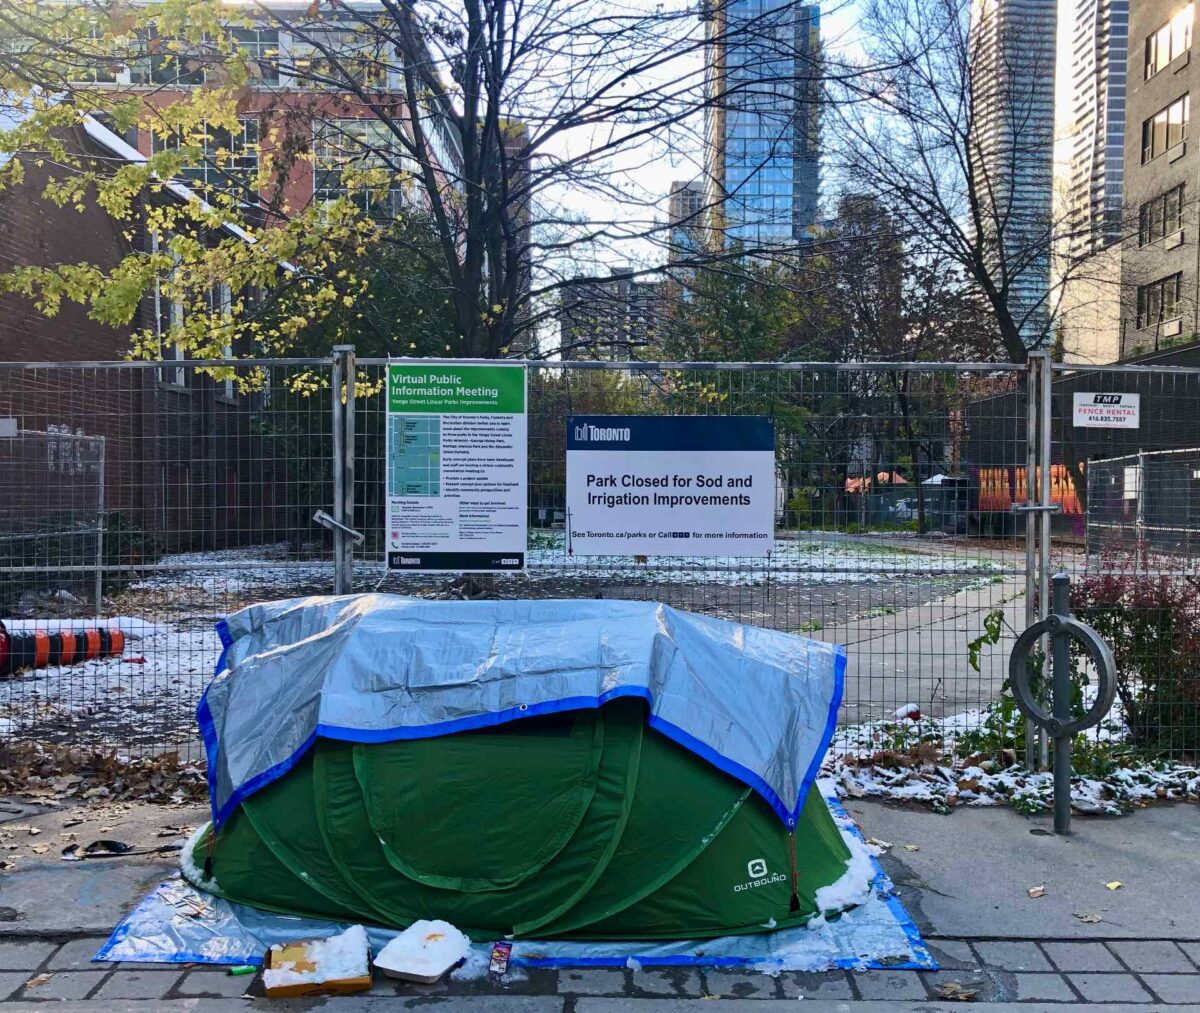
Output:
0,10,467,558
0,116,296,558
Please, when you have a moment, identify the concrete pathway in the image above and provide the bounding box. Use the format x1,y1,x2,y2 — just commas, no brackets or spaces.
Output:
817,577,1027,721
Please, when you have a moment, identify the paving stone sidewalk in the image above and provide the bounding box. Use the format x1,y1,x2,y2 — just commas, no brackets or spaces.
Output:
3,935,1200,1005
3,790,1198,1008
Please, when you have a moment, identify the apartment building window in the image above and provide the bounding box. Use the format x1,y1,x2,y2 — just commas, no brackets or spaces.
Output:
73,24,119,84
207,284,235,398
1139,184,1186,245
129,28,206,85
153,120,260,197
1146,5,1194,79
1142,94,1190,163
291,30,391,89
232,28,279,85
1137,272,1184,329
314,118,413,217
81,25,277,86
151,236,187,386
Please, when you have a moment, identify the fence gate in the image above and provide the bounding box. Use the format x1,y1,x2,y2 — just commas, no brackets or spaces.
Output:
3,351,1195,769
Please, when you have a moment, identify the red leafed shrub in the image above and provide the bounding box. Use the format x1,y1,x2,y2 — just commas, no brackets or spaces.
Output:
1073,560,1200,756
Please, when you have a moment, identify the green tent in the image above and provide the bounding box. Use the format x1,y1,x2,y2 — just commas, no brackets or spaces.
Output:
186,699,855,940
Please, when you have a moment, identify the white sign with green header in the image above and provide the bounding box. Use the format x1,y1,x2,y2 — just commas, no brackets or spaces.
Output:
386,362,527,572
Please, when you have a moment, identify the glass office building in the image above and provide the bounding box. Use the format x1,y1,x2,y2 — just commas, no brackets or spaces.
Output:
705,1,821,247
1067,0,1128,257
969,0,1058,344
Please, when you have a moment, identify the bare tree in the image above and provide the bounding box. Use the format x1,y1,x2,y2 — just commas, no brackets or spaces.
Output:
831,0,1063,362
0,0,865,361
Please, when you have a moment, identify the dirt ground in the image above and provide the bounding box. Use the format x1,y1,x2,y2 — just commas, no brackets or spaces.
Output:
1,535,1013,758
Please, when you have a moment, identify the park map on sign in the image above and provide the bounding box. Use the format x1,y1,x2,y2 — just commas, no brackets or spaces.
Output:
388,416,442,497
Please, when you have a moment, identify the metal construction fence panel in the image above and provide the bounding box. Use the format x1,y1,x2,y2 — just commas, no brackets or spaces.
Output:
356,359,1033,768
0,353,1197,767
0,359,339,757
1086,448,1200,560
1051,362,1200,761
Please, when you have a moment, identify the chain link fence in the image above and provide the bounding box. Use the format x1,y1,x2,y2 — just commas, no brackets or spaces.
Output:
1,354,1197,767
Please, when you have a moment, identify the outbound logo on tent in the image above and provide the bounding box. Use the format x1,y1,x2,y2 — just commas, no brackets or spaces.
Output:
733,858,787,893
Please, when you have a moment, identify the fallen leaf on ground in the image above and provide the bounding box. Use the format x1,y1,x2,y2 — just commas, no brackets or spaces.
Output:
27,827,41,836
866,837,892,851
1027,885,1046,898
1074,913,1103,923
24,974,52,989
1106,881,1123,891
0,860,15,871
936,981,981,1001
29,844,48,854
63,818,84,828
903,844,920,852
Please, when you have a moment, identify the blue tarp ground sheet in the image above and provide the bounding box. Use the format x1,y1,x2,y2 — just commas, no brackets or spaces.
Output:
96,791,936,974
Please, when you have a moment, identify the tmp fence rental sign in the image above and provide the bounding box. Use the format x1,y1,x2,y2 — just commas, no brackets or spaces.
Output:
1072,392,1140,429
566,415,775,557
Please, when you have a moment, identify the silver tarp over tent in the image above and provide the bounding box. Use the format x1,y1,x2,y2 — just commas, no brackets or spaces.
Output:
200,595,846,828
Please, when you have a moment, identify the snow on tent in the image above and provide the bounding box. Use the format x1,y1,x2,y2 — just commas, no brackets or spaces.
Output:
185,595,858,940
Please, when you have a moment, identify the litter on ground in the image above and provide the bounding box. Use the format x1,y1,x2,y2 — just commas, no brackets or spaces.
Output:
374,920,471,983
262,924,372,998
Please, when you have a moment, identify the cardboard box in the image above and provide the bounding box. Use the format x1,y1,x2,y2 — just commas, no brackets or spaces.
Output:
262,928,373,999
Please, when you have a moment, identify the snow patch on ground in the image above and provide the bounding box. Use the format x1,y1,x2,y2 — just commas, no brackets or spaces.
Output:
814,811,878,915
518,535,1006,587
128,538,1006,592
0,622,218,744
130,547,334,596
825,710,1200,815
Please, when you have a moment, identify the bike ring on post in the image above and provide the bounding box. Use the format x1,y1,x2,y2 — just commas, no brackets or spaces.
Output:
1007,574,1117,834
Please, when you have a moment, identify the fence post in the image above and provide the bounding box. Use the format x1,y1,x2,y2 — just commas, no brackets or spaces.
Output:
1022,353,1039,769
1135,448,1146,548
1050,574,1073,833
1036,348,1053,770
331,348,347,595
95,435,106,619
337,345,356,596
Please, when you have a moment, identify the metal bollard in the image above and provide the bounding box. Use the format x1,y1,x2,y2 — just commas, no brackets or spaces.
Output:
1008,573,1117,834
